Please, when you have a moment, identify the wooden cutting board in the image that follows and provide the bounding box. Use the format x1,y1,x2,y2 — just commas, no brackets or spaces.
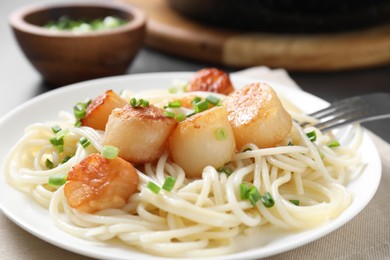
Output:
120,0,390,71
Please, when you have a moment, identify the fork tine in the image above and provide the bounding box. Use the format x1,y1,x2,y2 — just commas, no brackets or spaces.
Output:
309,96,364,119
314,109,372,131
304,92,390,131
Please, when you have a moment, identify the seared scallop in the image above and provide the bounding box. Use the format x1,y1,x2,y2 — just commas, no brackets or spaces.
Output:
103,104,177,164
169,106,235,178
81,90,127,130
64,153,139,213
186,68,235,95
223,82,292,149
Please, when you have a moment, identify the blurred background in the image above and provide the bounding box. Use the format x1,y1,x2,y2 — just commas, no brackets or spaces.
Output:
1,0,389,141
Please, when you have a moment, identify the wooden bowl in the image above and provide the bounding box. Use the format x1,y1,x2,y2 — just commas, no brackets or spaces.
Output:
9,1,146,86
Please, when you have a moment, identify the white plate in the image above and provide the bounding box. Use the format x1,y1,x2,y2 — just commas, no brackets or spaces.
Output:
0,72,382,260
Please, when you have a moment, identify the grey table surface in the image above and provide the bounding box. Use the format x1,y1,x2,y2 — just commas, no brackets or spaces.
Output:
0,0,389,259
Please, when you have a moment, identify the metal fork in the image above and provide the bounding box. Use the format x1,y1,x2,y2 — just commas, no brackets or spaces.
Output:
302,92,390,131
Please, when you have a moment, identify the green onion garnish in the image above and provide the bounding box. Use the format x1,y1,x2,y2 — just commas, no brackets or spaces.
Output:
61,155,72,164
50,137,64,146
186,110,196,117
51,125,62,134
214,127,228,141
195,100,209,113
79,136,90,148
248,186,262,206
287,141,294,146
206,95,220,106
101,145,119,159
147,181,161,194
240,183,249,200
57,145,64,153
73,99,91,127
261,192,275,208
328,140,340,148
175,113,186,122
130,98,149,108
290,199,300,206
167,100,181,108
45,159,54,169
48,175,67,187
162,176,176,191
164,111,176,118
191,97,202,106
50,129,69,153
306,130,317,142
218,165,233,175
55,129,69,139
319,152,325,159
73,103,87,120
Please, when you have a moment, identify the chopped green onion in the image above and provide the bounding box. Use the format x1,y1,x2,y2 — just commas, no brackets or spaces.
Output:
248,186,261,206
48,175,67,187
162,176,176,191
214,127,228,141
186,110,196,117
261,192,275,208
175,113,186,122
61,155,72,164
164,111,176,118
287,141,294,146
290,199,300,206
85,98,92,107
328,140,340,148
79,136,90,148
130,98,149,108
306,130,317,142
55,129,69,139
51,125,62,134
129,97,136,107
57,145,64,153
218,165,233,175
45,159,54,169
195,100,209,113
319,152,325,159
50,136,64,146
101,145,119,159
73,99,91,127
191,97,202,106
147,181,161,194
240,183,249,200
206,95,220,106
73,103,87,120
167,100,181,108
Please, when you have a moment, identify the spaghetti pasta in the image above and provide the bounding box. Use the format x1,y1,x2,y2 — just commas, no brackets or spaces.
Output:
3,86,363,258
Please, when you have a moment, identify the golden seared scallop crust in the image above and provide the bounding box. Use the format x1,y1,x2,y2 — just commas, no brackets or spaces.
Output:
169,106,236,179
81,90,127,131
186,68,235,95
224,82,292,149
64,153,139,213
103,104,177,164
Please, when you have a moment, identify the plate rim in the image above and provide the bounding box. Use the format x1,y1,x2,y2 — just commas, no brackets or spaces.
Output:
0,72,382,260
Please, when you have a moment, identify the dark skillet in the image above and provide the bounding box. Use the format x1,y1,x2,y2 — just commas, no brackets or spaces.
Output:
167,0,390,33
